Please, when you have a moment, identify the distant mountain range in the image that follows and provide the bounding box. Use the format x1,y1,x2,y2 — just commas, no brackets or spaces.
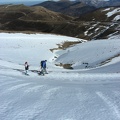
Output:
0,0,120,8
0,1,42,6
32,0,120,8
0,4,119,40
74,0,120,7
33,1,96,17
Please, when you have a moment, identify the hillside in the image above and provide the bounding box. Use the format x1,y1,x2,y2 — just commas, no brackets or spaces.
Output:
34,1,96,17
76,7,120,22
55,37,120,71
75,7,120,39
0,4,72,22
0,4,119,40
0,4,75,36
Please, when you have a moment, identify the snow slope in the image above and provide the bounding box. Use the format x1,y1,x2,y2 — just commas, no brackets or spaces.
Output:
55,39,120,73
0,33,81,67
0,33,120,120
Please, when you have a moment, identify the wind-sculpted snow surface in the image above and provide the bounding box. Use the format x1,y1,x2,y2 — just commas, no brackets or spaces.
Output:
0,72,120,120
0,33,120,120
55,39,120,72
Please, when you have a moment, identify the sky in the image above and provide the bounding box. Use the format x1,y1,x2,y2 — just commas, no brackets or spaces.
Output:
0,0,74,5
0,0,111,6
1,0,45,2
0,0,66,6
0,0,46,5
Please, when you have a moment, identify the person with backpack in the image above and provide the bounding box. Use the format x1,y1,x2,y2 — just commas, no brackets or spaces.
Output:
40,60,47,75
24,62,29,74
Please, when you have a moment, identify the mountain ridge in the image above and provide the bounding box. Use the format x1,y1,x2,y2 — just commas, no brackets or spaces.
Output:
0,4,119,40
75,0,120,8
33,1,96,17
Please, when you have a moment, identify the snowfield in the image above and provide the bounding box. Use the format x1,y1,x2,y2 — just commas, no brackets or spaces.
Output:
0,33,120,120
55,39,120,72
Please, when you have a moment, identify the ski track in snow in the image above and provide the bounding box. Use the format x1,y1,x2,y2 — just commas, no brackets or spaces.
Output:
11,87,61,120
96,92,120,119
0,64,120,120
0,72,120,120
0,73,120,120
7,83,31,91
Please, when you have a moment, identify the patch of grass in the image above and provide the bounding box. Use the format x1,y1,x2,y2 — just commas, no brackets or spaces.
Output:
50,41,81,52
99,54,120,66
55,63,73,69
61,41,81,49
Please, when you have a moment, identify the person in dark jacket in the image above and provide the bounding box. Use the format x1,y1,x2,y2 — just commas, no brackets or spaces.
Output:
40,60,47,75
24,62,29,74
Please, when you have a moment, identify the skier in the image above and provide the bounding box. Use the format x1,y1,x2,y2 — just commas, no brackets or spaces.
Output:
24,62,29,74
40,60,47,75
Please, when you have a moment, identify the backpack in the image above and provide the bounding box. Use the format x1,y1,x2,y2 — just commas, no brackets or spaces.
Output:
41,60,46,68
41,61,44,67
26,65,29,70
25,64,29,70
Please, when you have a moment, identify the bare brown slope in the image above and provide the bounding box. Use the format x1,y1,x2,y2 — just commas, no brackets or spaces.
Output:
0,5,119,40
34,1,96,17
0,4,73,23
21,6,73,21
0,4,32,23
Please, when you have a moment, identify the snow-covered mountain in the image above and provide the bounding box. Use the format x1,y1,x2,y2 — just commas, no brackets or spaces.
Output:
76,7,120,39
55,38,120,72
77,0,120,7
0,33,120,120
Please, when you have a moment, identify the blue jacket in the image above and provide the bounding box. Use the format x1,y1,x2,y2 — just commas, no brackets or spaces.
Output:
41,61,46,68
